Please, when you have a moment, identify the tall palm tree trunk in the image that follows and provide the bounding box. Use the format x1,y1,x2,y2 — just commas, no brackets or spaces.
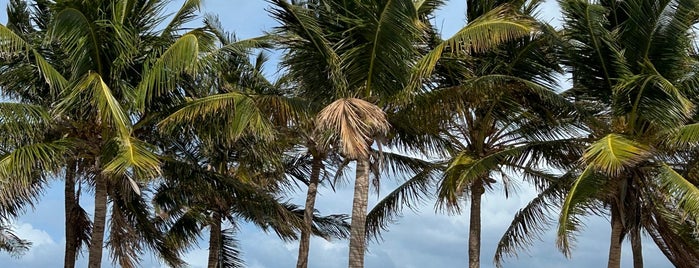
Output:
296,156,323,268
208,212,222,268
88,174,108,268
348,158,370,268
608,202,624,268
64,160,78,268
469,180,485,268
631,227,643,268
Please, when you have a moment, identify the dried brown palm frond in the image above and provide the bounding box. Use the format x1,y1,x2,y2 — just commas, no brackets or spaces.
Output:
316,98,390,160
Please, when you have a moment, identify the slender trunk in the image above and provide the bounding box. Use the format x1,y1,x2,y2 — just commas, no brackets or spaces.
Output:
608,202,624,268
348,159,370,268
631,227,643,268
88,174,108,268
208,212,222,268
469,180,484,268
64,160,78,268
296,156,323,268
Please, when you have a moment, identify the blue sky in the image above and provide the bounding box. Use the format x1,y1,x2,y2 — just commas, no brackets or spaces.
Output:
0,0,674,267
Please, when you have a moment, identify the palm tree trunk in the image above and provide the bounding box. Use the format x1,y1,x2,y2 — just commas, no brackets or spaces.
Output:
348,158,370,268
296,156,323,268
469,180,485,268
88,174,108,268
208,212,222,268
608,202,624,268
631,227,643,268
64,160,78,268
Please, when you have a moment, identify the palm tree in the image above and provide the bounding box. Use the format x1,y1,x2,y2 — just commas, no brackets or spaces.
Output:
0,0,210,266
344,1,574,267
270,0,541,267
154,19,350,267
0,1,87,265
553,0,699,267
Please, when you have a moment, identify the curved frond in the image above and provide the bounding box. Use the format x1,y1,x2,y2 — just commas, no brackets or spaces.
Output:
0,24,67,92
409,5,535,90
158,92,274,141
160,0,202,37
0,139,72,182
103,137,161,182
0,102,51,146
657,163,699,226
494,172,573,266
366,168,438,240
0,221,31,257
56,72,131,137
269,0,347,96
50,7,102,76
582,134,651,176
219,228,244,268
316,98,389,160
138,34,200,109
556,166,606,256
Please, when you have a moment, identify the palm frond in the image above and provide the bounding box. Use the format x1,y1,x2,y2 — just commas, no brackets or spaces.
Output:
56,72,131,137
0,139,71,182
556,166,606,256
49,7,103,76
0,221,30,257
138,34,200,109
316,98,389,160
437,151,504,211
103,137,161,183
657,163,699,226
494,172,573,266
160,0,202,37
219,228,244,268
409,5,535,91
366,168,438,240
582,134,651,176
269,0,347,97
0,24,67,92
158,92,274,141
0,102,51,146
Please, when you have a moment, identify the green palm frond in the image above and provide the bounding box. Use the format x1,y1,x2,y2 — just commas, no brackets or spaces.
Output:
495,172,574,266
342,0,420,98
56,72,131,136
668,122,699,146
438,152,498,211
0,24,67,92
366,168,438,240
269,0,347,97
413,0,446,17
0,139,72,182
103,136,161,183
0,102,51,146
158,92,274,141
557,166,607,256
657,163,699,227
582,134,651,176
49,7,103,76
160,0,202,37
409,5,535,91
138,34,200,109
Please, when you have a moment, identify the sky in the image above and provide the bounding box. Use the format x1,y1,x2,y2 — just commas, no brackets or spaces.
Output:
0,0,675,267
